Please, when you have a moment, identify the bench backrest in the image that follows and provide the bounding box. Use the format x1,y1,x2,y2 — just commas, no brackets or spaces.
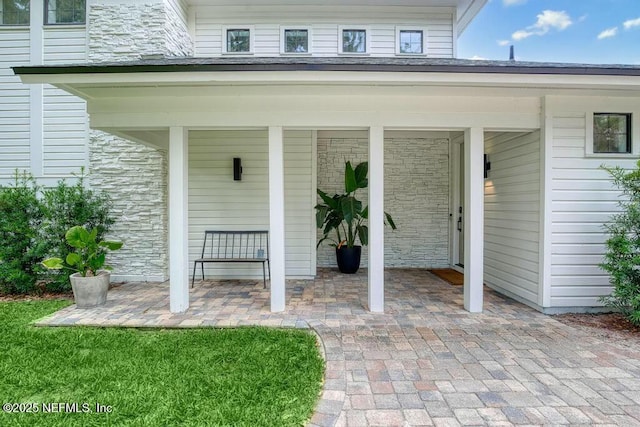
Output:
201,230,269,260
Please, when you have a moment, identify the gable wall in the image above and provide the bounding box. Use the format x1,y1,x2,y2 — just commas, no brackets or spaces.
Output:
546,96,640,309
192,5,454,57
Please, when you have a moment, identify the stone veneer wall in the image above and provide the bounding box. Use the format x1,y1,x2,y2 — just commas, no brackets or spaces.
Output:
86,0,193,280
317,132,450,268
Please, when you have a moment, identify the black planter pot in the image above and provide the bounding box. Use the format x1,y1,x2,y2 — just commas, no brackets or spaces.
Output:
336,246,362,274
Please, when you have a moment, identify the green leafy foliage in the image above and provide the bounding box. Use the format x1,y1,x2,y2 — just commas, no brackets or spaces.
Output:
0,169,115,294
0,172,47,294
42,225,123,277
600,160,640,326
315,161,396,249
40,169,115,288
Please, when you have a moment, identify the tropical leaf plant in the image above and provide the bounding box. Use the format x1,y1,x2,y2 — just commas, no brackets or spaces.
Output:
315,161,396,249
42,225,122,277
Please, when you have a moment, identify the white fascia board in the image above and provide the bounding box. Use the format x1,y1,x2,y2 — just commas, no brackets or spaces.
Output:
456,0,488,36
18,70,640,89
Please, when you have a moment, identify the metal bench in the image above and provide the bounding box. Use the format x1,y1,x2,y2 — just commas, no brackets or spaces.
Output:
192,230,270,288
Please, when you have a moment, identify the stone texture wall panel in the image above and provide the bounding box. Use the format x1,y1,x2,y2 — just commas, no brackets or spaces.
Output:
317,136,450,268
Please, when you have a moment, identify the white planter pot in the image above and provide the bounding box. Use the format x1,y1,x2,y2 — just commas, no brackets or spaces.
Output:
70,271,110,308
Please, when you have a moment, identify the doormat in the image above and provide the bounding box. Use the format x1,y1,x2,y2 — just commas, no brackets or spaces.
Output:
428,269,463,286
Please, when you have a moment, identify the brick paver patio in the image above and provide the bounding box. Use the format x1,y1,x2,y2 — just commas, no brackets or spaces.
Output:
36,269,640,426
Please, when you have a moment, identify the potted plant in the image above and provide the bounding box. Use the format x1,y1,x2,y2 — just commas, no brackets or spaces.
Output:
315,161,396,273
42,225,123,308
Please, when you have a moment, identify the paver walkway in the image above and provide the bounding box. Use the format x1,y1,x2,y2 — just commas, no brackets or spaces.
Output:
37,269,640,426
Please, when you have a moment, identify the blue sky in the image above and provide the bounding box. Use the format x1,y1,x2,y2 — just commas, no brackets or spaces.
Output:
458,0,640,64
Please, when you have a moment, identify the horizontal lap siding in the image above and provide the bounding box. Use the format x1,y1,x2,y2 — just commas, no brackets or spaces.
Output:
193,6,453,57
550,113,637,307
0,29,30,177
43,28,87,177
188,130,313,280
484,131,540,306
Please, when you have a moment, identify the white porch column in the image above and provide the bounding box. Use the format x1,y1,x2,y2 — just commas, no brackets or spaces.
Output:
368,126,385,312
463,127,484,313
268,126,286,312
169,127,189,313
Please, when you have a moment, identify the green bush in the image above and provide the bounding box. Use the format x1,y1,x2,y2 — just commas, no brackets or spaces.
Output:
0,173,47,294
600,161,640,326
0,169,115,294
41,170,115,291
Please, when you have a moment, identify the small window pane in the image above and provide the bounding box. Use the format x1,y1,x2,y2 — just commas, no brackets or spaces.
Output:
45,0,85,24
342,29,366,53
227,29,251,53
594,113,631,154
399,30,422,54
284,29,308,53
1,0,30,25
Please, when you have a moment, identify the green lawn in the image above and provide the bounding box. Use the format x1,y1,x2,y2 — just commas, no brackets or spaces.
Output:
0,300,324,426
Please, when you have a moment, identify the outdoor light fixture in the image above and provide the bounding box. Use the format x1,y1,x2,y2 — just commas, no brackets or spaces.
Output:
233,157,242,181
484,154,491,178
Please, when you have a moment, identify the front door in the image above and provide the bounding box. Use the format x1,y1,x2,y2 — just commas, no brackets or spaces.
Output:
457,143,464,268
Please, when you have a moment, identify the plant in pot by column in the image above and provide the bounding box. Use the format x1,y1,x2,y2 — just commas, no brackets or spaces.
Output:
315,161,396,274
42,225,123,308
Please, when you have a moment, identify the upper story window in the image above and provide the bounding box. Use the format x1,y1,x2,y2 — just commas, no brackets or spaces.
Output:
339,27,368,54
1,0,30,25
282,28,310,54
593,113,632,154
224,27,253,54
45,0,85,25
398,29,423,54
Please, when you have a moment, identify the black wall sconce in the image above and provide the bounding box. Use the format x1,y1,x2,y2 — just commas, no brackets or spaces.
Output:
233,157,242,181
484,154,491,179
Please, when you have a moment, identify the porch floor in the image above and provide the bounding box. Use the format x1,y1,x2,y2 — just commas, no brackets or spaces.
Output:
36,268,640,426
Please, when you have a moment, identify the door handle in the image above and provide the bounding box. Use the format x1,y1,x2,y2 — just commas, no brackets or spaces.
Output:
457,217,462,232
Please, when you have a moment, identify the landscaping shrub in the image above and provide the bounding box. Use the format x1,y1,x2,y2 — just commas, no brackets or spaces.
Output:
41,169,115,291
0,172,47,294
0,169,115,294
600,161,640,326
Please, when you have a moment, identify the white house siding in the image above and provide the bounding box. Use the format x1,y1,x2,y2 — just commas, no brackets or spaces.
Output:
188,130,314,279
316,130,450,269
0,28,30,178
193,5,454,57
483,131,540,307
42,27,87,177
547,97,640,308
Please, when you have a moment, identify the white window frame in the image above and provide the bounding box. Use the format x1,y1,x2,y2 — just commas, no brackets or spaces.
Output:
44,0,86,25
586,111,639,158
395,26,427,56
222,25,255,55
280,26,312,55
338,25,370,55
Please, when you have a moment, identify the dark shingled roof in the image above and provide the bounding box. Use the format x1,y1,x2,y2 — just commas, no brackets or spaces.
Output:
13,56,640,76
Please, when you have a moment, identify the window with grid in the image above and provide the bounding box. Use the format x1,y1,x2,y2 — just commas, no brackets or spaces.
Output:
284,29,309,53
1,0,30,25
342,29,366,53
226,29,251,53
593,113,632,154
399,30,423,54
45,0,85,24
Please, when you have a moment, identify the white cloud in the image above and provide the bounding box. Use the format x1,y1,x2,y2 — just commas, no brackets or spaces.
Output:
503,0,527,6
511,10,572,41
497,40,511,46
623,17,640,30
470,55,488,60
597,27,618,39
